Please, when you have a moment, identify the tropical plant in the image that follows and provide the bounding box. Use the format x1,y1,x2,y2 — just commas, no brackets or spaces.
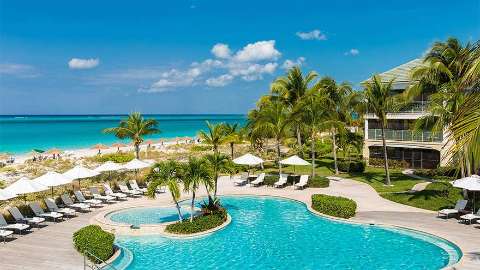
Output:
203,152,230,200
223,123,242,158
181,157,212,222
146,161,183,222
103,112,160,158
198,121,229,153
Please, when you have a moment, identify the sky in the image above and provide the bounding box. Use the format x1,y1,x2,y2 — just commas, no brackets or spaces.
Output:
0,0,479,115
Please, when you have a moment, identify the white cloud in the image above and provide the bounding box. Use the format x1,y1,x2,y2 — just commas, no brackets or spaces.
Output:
141,67,202,92
0,63,39,78
68,58,100,69
233,40,281,62
211,43,231,59
282,57,306,70
344,48,360,56
296,30,327,41
229,62,278,81
206,74,234,87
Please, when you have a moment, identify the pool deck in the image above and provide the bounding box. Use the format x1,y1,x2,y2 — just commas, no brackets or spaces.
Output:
0,176,479,269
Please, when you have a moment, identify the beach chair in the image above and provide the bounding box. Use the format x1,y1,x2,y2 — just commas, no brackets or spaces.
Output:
8,207,45,228
61,194,90,212
294,175,309,190
0,229,13,244
274,174,288,188
460,208,480,224
129,180,147,194
102,183,128,200
29,202,63,222
73,191,102,207
438,200,468,218
0,214,30,235
251,173,265,187
89,187,116,203
233,175,248,186
44,198,77,218
118,184,142,197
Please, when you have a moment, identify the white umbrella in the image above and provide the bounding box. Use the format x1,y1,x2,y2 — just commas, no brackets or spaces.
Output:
279,155,310,186
63,165,100,189
0,188,16,201
233,154,264,185
5,177,48,202
453,175,480,212
33,172,72,196
95,161,124,172
123,158,151,170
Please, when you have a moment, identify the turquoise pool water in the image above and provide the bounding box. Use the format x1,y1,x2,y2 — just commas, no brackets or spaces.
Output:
107,206,192,225
111,196,461,269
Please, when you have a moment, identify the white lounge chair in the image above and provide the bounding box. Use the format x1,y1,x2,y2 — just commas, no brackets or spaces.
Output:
129,180,147,193
29,202,63,222
294,175,309,190
0,229,13,244
74,191,102,207
438,200,468,218
8,207,45,228
251,173,265,187
233,175,248,186
44,198,77,218
102,183,128,200
89,187,116,203
118,184,142,197
460,209,480,224
0,214,30,235
61,194,90,212
274,174,288,188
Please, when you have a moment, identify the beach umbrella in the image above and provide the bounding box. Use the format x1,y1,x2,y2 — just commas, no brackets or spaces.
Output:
33,172,72,196
63,165,100,189
233,154,264,184
5,177,48,202
47,148,62,159
95,161,124,172
91,143,109,154
144,139,154,146
279,155,310,186
453,175,480,212
112,142,126,152
0,188,16,201
123,158,151,170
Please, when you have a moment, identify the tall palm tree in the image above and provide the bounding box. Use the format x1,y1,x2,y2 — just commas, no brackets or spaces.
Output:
181,157,211,222
146,161,183,222
204,153,230,199
363,75,401,185
271,66,319,152
103,112,160,158
223,123,241,159
198,121,229,154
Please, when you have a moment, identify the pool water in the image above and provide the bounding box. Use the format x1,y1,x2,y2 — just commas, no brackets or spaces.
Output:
111,196,461,269
107,206,192,226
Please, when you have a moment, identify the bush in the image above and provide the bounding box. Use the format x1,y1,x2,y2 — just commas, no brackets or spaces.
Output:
73,225,115,263
190,145,211,152
337,160,365,173
166,208,227,234
93,152,135,163
369,158,409,169
309,176,330,188
264,175,279,186
311,194,357,219
415,166,459,180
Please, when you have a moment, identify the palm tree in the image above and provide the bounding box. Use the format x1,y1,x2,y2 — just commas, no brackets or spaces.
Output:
363,75,401,185
181,157,211,222
103,112,160,158
204,152,230,199
223,123,241,159
271,66,319,153
198,121,229,154
146,161,183,222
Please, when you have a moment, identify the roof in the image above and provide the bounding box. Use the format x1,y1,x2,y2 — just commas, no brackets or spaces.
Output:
362,58,426,89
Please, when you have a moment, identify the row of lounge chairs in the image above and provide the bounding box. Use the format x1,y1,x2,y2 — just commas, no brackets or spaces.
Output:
0,180,149,244
233,173,309,190
438,199,480,225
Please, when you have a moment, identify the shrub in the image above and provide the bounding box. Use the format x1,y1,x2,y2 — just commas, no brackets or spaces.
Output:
166,208,227,234
73,225,115,263
190,145,211,152
369,158,409,169
415,166,459,180
311,194,356,219
93,152,135,163
337,160,365,173
264,175,279,186
308,176,330,188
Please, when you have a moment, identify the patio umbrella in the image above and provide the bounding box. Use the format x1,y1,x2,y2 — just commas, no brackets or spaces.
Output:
124,158,151,170
91,143,109,154
46,148,62,159
233,153,264,185
144,139,154,147
0,188,16,201
33,172,72,196
63,165,100,189
5,177,48,202
279,155,310,186
112,143,126,152
453,175,480,212
95,161,124,172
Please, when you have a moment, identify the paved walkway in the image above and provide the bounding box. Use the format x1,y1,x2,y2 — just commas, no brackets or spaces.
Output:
0,177,479,269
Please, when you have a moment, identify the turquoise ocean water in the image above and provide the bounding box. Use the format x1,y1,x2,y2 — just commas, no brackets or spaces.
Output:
0,115,246,154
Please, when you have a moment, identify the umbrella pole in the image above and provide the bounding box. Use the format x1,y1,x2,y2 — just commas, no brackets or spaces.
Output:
51,187,54,197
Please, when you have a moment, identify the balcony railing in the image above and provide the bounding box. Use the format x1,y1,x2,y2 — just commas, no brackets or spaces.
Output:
396,101,428,113
367,129,443,142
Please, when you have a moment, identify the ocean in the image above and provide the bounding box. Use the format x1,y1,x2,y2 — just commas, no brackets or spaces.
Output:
0,115,246,155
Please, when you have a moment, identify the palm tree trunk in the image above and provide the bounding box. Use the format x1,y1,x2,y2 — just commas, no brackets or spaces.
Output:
332,130,339,175
380,125,391,185
173,199,183,222
214,172,219,199
311,133,316,178
230,142,234,159
135,144,140,159
204,183,213,204
297,126,303,156
276,138,281,163
190,191,196,222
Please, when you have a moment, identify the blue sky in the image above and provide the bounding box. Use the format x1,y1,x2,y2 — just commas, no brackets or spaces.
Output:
0,0,479,115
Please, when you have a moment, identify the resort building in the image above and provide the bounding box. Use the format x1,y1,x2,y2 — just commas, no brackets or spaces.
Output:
362,59,451,169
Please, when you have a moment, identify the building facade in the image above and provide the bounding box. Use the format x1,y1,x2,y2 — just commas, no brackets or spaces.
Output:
362,59,450,169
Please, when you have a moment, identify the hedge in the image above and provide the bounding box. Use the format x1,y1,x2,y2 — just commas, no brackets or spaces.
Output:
415,166,459,180
73,225,115,263
309,176,330,188
166,208,227,234
368,158,409,169
337,160,365,173
311,194,356,219
93,152,134,163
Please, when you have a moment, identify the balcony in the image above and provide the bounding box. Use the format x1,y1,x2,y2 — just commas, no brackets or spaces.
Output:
396,101,428,113
367,129,443,142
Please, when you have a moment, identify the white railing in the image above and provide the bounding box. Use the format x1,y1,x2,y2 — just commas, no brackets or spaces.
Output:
367,129,442,142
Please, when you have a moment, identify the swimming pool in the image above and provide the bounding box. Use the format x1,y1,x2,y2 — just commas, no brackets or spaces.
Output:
110,196,461,269
107,206,193,226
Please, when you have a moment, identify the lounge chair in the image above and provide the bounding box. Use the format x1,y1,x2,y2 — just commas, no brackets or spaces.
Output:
0,229,13,244
29,202,63,222
0,214,30,235
438,200,468,218
44,198,77,218
274,174,288,188
89,187,116,203
73,191,102,207
129,180,147,194
251,173,265,187
61,194,90,212
102,183,128,200
118,184,142,197
8,207,45,228
294,175,309,190
233,175,248,186
460,209,480,224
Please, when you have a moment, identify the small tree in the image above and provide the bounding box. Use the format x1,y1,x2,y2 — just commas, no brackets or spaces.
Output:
181,157,211,222
198,121,229,154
